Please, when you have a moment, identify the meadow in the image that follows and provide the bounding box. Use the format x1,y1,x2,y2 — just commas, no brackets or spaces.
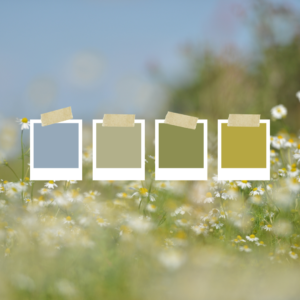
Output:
0,104,300,300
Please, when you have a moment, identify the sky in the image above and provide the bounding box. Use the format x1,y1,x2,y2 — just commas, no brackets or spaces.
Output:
0,0,299,122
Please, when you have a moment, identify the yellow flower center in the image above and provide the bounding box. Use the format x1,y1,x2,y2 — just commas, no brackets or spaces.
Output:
122,193,127,197
139,188,148,195
267,224,272,228
253,188,257,191
25,177,30,182
3,181,8,184
48,180,54,184
291,252,296,256
260,241,264,245
120,225,131,234
241,180,248,183
291,168,297,172
181,219,187,223
278,135,283,139
206,192,212,197
66,216,72,221
161,183,166,188
237,235,242,240
97,218,104,223
0,187,4,191
244,245,249,249
21,118,28,123
5,248,10,254
288,139,294,143
249,234,255,239
12,187,17,192
20,182,25,186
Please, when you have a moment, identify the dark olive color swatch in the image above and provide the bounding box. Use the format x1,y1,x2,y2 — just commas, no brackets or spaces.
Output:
96,123,141,168
221,123,266,168
159,123,204,168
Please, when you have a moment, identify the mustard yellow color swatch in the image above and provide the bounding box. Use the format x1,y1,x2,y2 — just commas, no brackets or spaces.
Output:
221,123,266,168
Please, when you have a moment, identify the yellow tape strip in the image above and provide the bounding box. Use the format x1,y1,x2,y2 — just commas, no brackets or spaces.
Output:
164,112,198,130
41,107,73,126
102,114,135,127
228,114,260,127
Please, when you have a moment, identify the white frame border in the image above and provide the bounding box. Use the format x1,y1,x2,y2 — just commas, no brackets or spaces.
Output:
155,120,208,181
93,120,145,181
218,119,270,181
30,119,83,181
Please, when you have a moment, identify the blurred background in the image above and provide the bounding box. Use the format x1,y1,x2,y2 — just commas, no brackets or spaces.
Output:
1,0,300,175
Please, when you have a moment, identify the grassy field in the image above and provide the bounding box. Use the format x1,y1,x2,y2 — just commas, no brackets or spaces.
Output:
0,109,300,299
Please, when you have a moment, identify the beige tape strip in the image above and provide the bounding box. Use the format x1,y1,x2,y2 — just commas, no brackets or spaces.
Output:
228,114,260,127
164,112,198,130
41,107,73,126
102,114,135,127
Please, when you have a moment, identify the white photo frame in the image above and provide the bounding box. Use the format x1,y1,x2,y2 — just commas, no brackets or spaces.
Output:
93,119,145,180
155,119,208,181
218,119,270,181
30,119,82,181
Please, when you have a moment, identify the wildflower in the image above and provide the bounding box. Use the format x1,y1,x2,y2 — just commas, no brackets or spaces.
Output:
6,185,19,198
67,180,77,184
272,136,286,149
287,177,300,193
262,224,272,231
96,217,109,227
191,224,208,235
82,147,92,163
156,181,171,191
239,245,252,252
267,184,273,192
255,241,266,247
146,203,157,212
237,180,251,189
131,187,156,203
288,165,298,177
64,216,75,225
45,180,57,189
84,190,100,199
210,219,223,229
38,188,50,195
171,205,192,216
291,244,300,250
289,251,298,259
116,192,131,199
284,139,297,148
203,192,214,203
278,168,287,177
17,118,30,130
293,149,300,163
271,104,287,119
249,186,265,196
246,234,259,242
175,218,190,227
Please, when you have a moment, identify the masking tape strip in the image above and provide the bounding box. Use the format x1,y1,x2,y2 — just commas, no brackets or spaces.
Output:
227,114,260,127
102,114,135,127
164,112,198,130
41,107,73,127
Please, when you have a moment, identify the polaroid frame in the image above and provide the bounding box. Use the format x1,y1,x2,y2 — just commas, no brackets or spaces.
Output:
30,119,82,181
155,119,208,180
93,119,145,180
218,119,270,181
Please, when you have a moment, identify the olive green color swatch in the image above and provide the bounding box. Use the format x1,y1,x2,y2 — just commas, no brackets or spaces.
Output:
96,123,141,168
159,123,204,168
221,123,266,168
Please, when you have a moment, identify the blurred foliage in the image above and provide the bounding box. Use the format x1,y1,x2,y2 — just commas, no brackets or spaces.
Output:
163,0,300,135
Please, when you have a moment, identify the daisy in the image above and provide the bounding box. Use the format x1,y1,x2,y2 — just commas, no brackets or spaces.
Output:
64,216,75,225
288,177,300,192
249,186,265,196
271,104,287,119
171,205,192,217
246,234,259,242
39,188,50,195
271,136,286,149
262,224,272,231
96,217,109,227
6,185,19,198
45,180,57,189
237,180,251,189
232,236,246,243
278,168,287,177
119,225,132,236
131,187,156,203
67,180,77,184
84,190,100,199
146,203,157,212
255,241,266,247
210,220,223,229
82,147,93,163
204,192,214,203
175,218,190,227
267,184,273,192
156,181,171,191
191,224,208,235
284,139,297,148
116,192,131,199
291,244,300,250
289,251,298,259
17,118,30,130
239,245,252,252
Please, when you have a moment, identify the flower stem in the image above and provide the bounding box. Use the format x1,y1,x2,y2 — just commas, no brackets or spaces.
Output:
21,130,24,181
5,163,19,181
